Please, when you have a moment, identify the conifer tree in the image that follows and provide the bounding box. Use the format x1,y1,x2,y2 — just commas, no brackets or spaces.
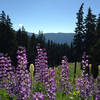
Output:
6,15,12,28
73,3,84,61
29,33,37,64
0,11,17,56
73,3,84,77
91,14,100,78
0,10,6,24
84,8,96,54
0,11,6,51
16,26,29,49
37,30,45,48
0,11,17,65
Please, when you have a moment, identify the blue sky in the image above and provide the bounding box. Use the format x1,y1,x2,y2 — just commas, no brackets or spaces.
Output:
0,0,100,33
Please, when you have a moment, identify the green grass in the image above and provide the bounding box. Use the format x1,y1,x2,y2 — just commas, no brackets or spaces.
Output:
0,62,98,100
56,91,82,100
54,62,99,100
54,62,84,100
68,62,82,83
54,62,82,87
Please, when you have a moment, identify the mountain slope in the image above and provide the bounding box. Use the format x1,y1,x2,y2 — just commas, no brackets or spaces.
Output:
44,33,74,45
27,32,75,45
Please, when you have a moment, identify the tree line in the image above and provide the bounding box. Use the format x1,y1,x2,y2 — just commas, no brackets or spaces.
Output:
0,2,100,79
73,3,100,78
0,11,70,67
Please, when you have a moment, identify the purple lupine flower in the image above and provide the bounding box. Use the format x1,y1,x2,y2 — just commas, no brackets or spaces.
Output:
40,48,48,83
4,56,16,96
48,68,56,100
95,76,100,100
43,68,56,100
42,50,56,100
76,75,94,97
35,44,42,81
0,54,12,87
35,44,48,82
35,44,56,100
81,52,89,75
16,46,31,100
33,92,44,100
0,53,6,88
0,53,16,96
76,52,95,98
0,53,10,90
61,56,70,94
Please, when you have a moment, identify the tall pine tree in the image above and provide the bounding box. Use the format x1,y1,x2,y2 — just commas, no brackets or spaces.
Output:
0,11,7,53
73,3,84,79
73,3,84,61
16,26,29,49
84,8,96,54
29,33,37,64
91,14,100,78
0,11,17,57
37,30,45,48
0,11,17,65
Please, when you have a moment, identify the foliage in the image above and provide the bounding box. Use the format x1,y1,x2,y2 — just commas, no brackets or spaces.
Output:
0,89,16,100
73,3,84,61
33,81,47,94
84,8,96,55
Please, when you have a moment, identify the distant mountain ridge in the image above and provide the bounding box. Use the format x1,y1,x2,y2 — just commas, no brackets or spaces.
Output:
27,32,75,45
44,33,74,45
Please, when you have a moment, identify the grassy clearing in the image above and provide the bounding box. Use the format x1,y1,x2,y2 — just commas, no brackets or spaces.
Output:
0,62,99,100
68,62,82,83
54,62,95,100
54,62,82,88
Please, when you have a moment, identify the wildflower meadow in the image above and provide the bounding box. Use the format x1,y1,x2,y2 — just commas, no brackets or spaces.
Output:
0,44,100,100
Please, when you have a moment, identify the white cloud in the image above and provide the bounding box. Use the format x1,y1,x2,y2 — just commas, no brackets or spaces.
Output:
19,24,23,28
